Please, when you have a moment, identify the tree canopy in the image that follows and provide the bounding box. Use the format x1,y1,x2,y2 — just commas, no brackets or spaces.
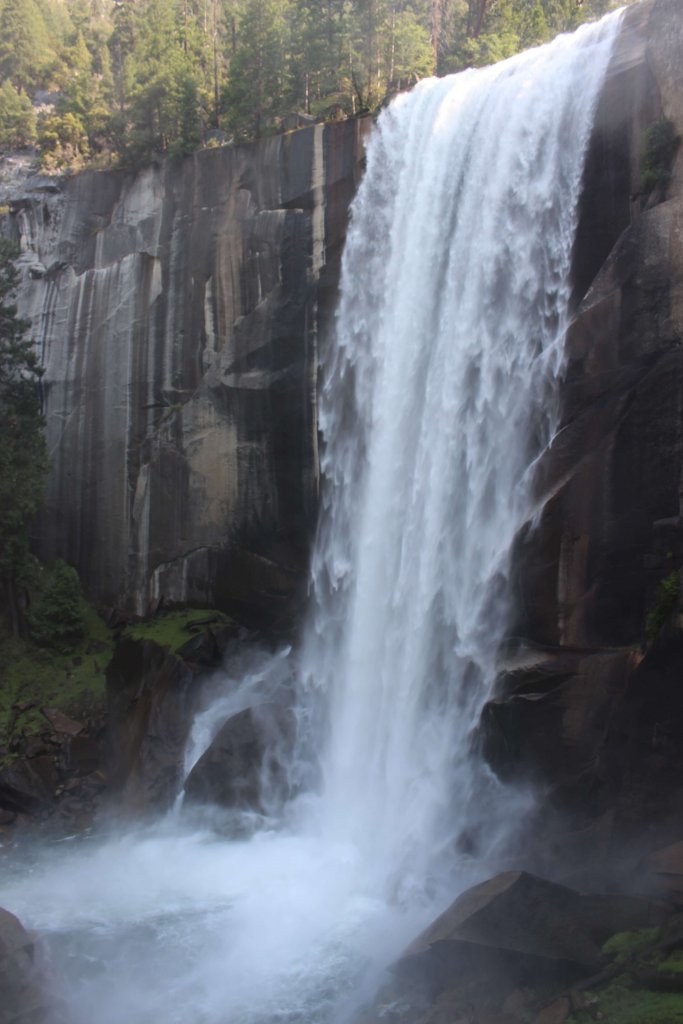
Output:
0,0,631,166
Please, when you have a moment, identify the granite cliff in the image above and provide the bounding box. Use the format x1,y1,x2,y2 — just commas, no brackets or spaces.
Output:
4,118,369,628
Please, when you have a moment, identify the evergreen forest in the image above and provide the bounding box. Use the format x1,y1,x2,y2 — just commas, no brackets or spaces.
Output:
0,0,629,171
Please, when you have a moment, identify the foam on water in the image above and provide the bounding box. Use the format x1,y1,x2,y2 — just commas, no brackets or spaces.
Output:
0,15,621,1024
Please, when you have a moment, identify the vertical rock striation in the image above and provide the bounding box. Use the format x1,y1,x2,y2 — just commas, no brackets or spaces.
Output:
8,120,369,626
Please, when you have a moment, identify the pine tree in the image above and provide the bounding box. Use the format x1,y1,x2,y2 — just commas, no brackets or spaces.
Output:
0,81,36,149
0,0,53,91
221,0,292,139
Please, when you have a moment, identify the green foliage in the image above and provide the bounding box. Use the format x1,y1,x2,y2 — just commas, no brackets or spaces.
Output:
27,560,87,651
38,111,90,171
221,0,293,139
641,118,680,196
568,928,683,1024
0,0,53,91
390,9,434,86
0,238,47,632
645,570,680,644
603,928,659,963
568,983,683,1024
0,80,36,149
0,602,110,767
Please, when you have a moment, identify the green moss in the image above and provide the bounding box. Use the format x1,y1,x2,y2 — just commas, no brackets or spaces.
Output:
569,983,683,1024
645,571,680,644
125,609,230,654
603,928,660,963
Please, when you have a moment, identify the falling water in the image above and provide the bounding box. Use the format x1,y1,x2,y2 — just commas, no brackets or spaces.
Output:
303,9,622,899
0,15,621,1024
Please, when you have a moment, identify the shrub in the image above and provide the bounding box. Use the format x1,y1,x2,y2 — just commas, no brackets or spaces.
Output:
28,560,86,651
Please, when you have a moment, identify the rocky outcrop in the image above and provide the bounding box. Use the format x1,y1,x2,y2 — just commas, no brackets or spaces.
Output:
484,0,683,864
5,119,370,626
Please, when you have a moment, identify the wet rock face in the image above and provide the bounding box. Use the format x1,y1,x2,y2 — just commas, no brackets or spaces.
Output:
486,0,683,862
517,0,683,653
10,119,370,627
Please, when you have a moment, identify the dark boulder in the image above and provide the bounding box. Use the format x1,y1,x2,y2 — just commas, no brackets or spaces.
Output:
363,871,666,1024
0,758,57,816
183,702,296,813
0,907,56,1024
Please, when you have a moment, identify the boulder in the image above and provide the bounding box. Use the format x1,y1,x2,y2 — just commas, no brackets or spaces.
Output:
40,708,83,737
0,907,55,1024
183,702,296,813
403,871,663,970
364,872,666,1024
0,758,56,816
106,637,196,814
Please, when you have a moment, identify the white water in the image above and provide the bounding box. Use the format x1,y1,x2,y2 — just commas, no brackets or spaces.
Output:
0,16,620,1024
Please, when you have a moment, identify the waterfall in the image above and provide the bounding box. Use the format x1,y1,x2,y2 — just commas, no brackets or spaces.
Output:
0,15,620,1024
300,11,621,902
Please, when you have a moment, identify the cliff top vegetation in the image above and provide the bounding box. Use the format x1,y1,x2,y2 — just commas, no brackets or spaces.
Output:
0,0,632,172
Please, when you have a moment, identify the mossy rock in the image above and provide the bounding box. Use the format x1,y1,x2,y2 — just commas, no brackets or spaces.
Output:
602,928,660,964
124,608,235,655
